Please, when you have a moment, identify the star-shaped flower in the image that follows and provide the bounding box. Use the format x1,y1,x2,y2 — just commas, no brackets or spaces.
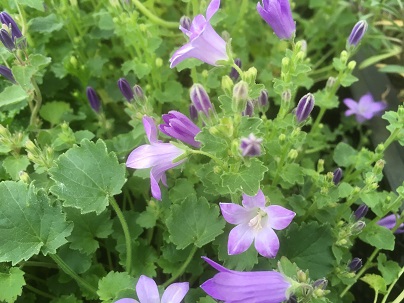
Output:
219,189,295,258
343,93,387,123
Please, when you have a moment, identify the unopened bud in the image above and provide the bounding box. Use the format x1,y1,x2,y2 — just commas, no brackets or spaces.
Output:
189,104,198,122
155,57,163,68
313,278,328,290
258,89,269,110
221,75,234,96
117,78,134,102
133,84,145,102
347,20,368,47
333,168,343,185
288,149,298,160
242,100,254,117
373,159,385,175
221,30,231,42
317,159,324,172
341,50,348,65
351,221,366,234
347,61,356,71
86,86,101,113
326,77,336,88
179,15,191,31
296,93,315,123
297,270,307,283
19,171,30,183
282,90,291,103
229,58,242,81
244,67,257,83
282,57,290,69
354,204,369,220
348,258,362,272
190,84,213,117
0,65,16,83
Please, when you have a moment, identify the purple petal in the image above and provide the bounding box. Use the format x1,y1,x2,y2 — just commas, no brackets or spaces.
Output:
114,299,138,303
220,203,251,224
265,205,295,230
343,98,358,111
242,189,266,209
202,256,233,273
227,224,255,255
206,0,220,20
142,116,159,144
150,159,185,200
377,214,404,233
254,227,279,258
136,275,160,303
358,93,374,107
161,282,189,303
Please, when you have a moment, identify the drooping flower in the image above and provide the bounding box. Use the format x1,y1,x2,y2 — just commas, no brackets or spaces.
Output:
256,0,296,40
240,133,263,157
170,0,229,68
295,93,315,123
126,116,187,200
378,214,404,234
115,275,189,303
86,86,101,113
347,20,368,47
201,256,292,303
159,110,201,148
219,189,295,258
343,93,387,123
0,65,16,83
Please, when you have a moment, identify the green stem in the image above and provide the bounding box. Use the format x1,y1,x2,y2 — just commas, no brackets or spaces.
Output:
381,266,404,303
384,128,401,150
232,62,244,80
373,291,379,303
392,289,404,303
50,254,97,296
272,141,292,187
190,149,225,166
29,78,42,128
162,246,198,288
132,0,178,28
25,284,56,300
109,197,132,273
20,261,58,269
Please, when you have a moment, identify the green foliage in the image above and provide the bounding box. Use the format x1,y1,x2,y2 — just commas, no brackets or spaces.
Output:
0,267,25,303
360,274,387,294
359,222,395,251
97,271,136,302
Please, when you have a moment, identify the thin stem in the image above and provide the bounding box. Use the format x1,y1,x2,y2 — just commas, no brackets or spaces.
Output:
50,254,97,296
162,246,198,288
392,288,404,303
232,62,244,80
109,197,132,273
132,0,179,28
190,149,226,166
381,266,404,303
19,261,58,269
384,128,401,150
25,284,56,300
29,78,42,128
373,291,379,303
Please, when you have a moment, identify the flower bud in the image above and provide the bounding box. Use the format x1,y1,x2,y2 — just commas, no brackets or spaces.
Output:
189,104,198,122
242,100,254,117
229,58,242,81
282,89,292,103
354,204,369,221
313,278,328,290
282,57,290,69
340,50,348,65
297,270,307,283
317,159,324,173
240,133,263,157
0,28,15,51
179,15,191,31
0,11,23,40
117,78,134,102
288,149,298,160
155,57,163,67
326,76,336,88
221,75,233,96
347,20,368,47
133,84,145,102
233,81,249,112
351,221,366,234
258,89,269,110
86,86,101,113
347,61,356,71
333,168,343,185
348,258,362,272
19,171,30,183
0,65,16,83
244,67,257,83
296,93,315,123
190,83,213,117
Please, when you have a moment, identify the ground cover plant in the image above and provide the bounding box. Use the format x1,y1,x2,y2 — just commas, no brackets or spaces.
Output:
0,0,403,302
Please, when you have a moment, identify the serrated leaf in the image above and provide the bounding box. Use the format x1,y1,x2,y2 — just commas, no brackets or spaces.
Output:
314,90,339,109
377,253,401,285
333,142,357,167
97,271,136,302
360,274,387,294
221,158,268,196
50,139,126,214
167,197,225,249
280,163,304,186
40,101,72,125
29,14,63,32
195,128,229,157
0,84,29,108
12,65,36,91
122,60,151,79
2,155,30,180
169,178,197,204
0,267,25,303
58,245,92,274
359,222,395,250
0,181,73,265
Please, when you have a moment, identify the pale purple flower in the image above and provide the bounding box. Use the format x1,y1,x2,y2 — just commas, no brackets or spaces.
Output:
159,110,201,148
219,189,295,258
170,0,229,68
240,133,263,157
257,0,296,40
201,257,291,303
378,214,404,234
343,93,387,123
114,275,189,303
126,116,187,200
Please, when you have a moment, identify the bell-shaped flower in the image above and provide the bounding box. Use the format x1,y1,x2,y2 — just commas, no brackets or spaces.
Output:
343,93,387,123
201,257,292,303
378,214,404,234
219,189,295,258
257,0,296,40
126,116,187,200
159,110,201,148
115,275,189,303
170,0,229,68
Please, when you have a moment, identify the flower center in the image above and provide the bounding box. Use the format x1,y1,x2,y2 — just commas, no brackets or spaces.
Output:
248,209,267,230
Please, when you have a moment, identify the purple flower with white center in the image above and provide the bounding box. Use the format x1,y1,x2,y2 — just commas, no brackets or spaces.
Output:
159,110,201,148
118,78,134,102
378,214,404,234
257,0,296,40
190,83,213,117
347,20,368,47
343,93,387,123
114,275,189,303
126,116,187,200
201,256,292,303
86,86,101,113
0,65,16,83
170,0,229,68
240,133,263,157
296,93,315,123
219,189,295,258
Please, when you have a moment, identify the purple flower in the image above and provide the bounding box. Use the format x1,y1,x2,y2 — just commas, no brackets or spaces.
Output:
219,189,295,258
347,20,368,47
0,65,16,83
86,86,101,113
257,0,296,40
343,93,387,123
348,258,362,272
118,78,134,102
126,116,187,200
240,133,263,157
114,275,189,303
159,110,201,148
295,93,315,123
354,204,369,221
378,214,404,234
0,11,23,40
201,257,291,303
170,0,229,68
0,28,15,51
189,84,214,118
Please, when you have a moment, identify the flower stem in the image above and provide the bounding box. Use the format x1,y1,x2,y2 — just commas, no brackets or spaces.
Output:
50,254,97,296
190,149,225,166
381,265,404,303
392,288,404,303
132,0,179,28
29,78,42,128
232,62,244,80
162,245,198,288
109,197,132,273
25,284,56,300
384,128,400,150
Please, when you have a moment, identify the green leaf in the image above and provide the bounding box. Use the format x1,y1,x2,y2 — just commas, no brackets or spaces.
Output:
359,222,395,250
29,54,52,70
238,117,263,136
136,205,158,228
58,245,92,274
0,267,25,303
278,222,334,279
173,58,203,72
313,90,339,109
360,274,387,294
221,158,268,196
29,14,63,32
66,208,113,255
339,74,358,87
169,178,197,204
333,142,357,167
17,0,44,11
2,155,30,180
0,181,73,265
0,84,28,108
280,163,304,187
97,271,136,302
50,139,126,214
122,59,151,79
195,128,229,157
377,253,401,285
378,64,404,74
12,65,36,91
167,197,225,249
154,80,184,104
40,101,72,125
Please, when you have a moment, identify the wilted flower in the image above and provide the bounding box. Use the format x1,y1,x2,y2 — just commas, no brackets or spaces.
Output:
333,168,343,185
117,78,134,102
126,116,187,200
347,20,368,47
190,83,213,117
159,110,201,148
201,257,292,303
219,189,295,258
229,58,242,81
343,93,387,123
256,0,296,40
378,214,404,234
170,0,229,67
114,275,189,303
86,86,101,113
348,258,362,272
296,93,315,123
240,133,262,157
0,65,16,83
